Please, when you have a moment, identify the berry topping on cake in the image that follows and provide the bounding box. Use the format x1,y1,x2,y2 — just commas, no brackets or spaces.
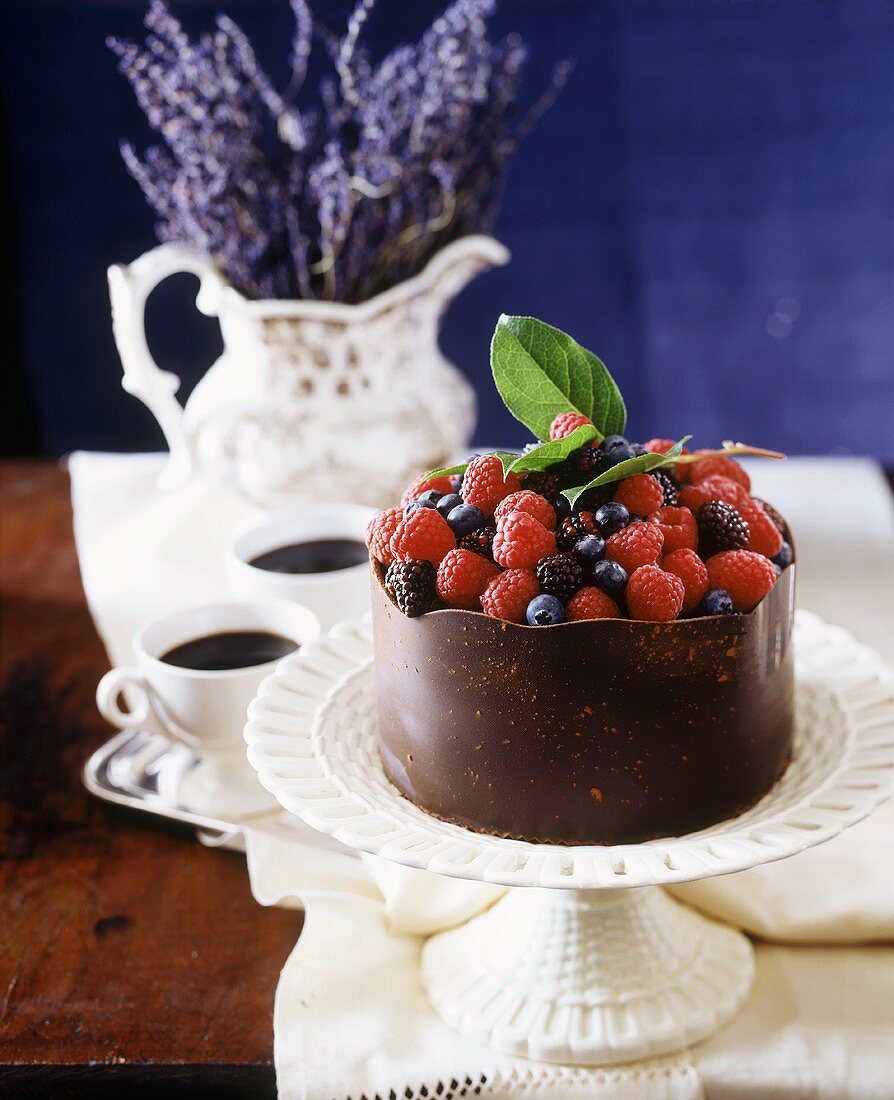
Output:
613,473,665,517
647,506,698,553
436,548,499,610
526,593,566,626
493,511,557,569
390,507,456,565
697,500,750,556
566,586,621,621
591,558,628,596
366,314,790,620
401,473,454,508
480,568,540,623
385,559,437,617
706,550,777,611
461,454,523,516
556,510,600,550
662,548,709,612
366,507,403,567
605,521,665,574
458,523,496,559
593,501,630,537
626,564,686,622
549,411,593,440
494,490,557,530
535,554,583,601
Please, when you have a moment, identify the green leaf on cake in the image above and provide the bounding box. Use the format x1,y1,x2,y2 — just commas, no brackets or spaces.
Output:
491,315,627,439
562,437,692,507
498,425,599,476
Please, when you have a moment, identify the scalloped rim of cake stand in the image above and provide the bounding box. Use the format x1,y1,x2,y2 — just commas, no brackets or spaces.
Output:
245,610,894,892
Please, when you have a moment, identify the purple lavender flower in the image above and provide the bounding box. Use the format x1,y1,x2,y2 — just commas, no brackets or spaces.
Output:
109,0,569,302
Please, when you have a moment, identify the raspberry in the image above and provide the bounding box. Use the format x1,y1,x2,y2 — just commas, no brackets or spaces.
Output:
647,506,698,553
493,511,558,569
494,490,557,531
613,473,664,517
436,548,499,610
678,483,712,512
739,498,784,559
566,586,620,621
662,548,709,612
556,510,600,551
698,474,751,510
626,564,685,622
366,507,402,566
385,559,437,617
459,523,496,559
550,411,593,440
535,554,583,601
605,521,664,574
481,568,540,623
706,550,777,611
689,454,751,492
755,498,787,536
697,500,750,556
642,439,691,481
652,468,679,506
400,473,454,508
390,507,456,565
461,454,523,516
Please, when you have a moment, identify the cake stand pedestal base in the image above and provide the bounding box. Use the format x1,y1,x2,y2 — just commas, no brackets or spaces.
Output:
422,885,753,1065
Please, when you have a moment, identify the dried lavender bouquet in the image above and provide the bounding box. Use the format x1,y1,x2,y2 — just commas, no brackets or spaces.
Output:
110,0,568,302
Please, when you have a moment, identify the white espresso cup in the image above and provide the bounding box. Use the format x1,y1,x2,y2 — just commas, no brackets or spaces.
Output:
95,600,319,816
227,504,374,630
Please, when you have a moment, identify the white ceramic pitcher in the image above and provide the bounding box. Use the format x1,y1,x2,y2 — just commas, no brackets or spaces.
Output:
108,235,509,507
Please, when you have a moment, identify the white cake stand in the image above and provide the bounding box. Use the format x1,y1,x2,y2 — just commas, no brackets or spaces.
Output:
245,612,894,1066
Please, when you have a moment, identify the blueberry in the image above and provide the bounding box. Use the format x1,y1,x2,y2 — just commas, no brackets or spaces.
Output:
447,503,485,537
598,435,636,463
553,494,572,521
404,501,426,515
416,489,443,507
772,541,793,569
572,534,606,566
631,442,648,456
700,588,734,616
591,559,628,596
436,493,463,518
594,501,630,537
526,594,566,626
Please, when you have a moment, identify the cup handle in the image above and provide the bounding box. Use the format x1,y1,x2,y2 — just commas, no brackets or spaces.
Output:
107,244,226,490
96,667,201,748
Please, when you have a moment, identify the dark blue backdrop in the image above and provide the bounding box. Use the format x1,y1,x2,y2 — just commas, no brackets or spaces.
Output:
2,0,893,460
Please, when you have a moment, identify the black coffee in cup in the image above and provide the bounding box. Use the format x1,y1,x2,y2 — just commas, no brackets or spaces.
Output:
160,631,297,671
248,538,368,575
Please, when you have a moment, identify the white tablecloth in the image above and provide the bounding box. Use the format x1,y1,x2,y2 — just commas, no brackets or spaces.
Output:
70,452,894,1099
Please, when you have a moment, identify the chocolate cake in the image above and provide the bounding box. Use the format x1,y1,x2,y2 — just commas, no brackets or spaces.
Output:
372,561,794,844
365,314,796,844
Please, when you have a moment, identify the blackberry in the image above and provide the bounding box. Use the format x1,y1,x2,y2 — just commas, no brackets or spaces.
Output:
522,470,561,499
755,498,787,536
384,559,436,617
536,554,583,601
576,446,613,478
459,523,496,559
556,511,600,551
697,500,750,556
652,468,679,507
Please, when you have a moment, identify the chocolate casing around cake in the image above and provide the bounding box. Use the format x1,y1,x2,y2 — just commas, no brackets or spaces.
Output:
371,562,795,845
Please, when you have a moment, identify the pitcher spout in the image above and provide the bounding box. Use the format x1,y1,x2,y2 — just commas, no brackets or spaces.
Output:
419,235,510,303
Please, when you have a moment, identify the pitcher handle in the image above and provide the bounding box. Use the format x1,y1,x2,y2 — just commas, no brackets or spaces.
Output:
108,244,226,489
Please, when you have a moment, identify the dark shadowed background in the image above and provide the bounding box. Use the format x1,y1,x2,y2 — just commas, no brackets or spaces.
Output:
2,0,892,460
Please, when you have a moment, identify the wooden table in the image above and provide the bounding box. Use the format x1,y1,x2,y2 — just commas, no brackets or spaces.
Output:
0,462,303,1097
